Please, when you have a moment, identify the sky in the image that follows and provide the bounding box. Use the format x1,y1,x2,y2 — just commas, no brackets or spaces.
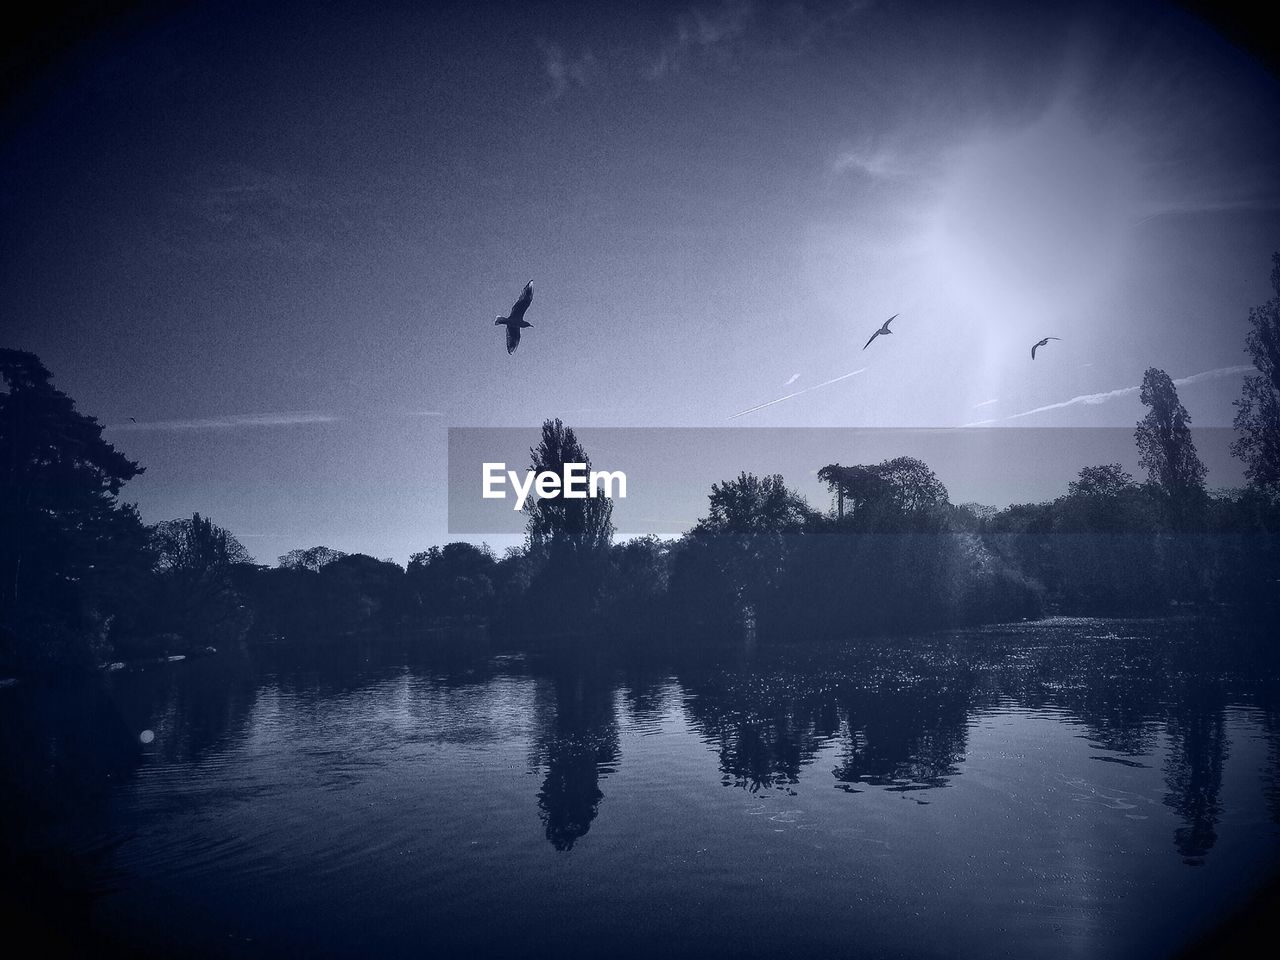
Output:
2,0,1278,563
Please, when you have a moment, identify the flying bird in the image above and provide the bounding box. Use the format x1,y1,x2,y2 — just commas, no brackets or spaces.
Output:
1031,336,1061,360
129,417,137,422
862,314,899,350
495,280,534,354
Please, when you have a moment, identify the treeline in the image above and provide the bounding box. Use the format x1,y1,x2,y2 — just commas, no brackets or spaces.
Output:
2,257,1279,672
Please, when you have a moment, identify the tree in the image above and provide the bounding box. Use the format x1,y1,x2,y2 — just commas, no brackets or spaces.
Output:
0,349,149,670
696,472,813,536
1067,463,1136,499
688,473,814,616
1231,252,1280,494
524,419,614,557
817,464,890,521
145,513,253,648
278,545,347,572
407,542,497,618
317,553,407,630
818,456,948,525
876,456,950,512
1135,367,1207,524
1052,464,1167,612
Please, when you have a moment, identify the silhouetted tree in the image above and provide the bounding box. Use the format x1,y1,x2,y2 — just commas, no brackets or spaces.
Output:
142,513,253,650
697,472,813,536
688,472,813,617
407,542,497,619
0,349,150,671
819,456,947,527
876,456,950,512
1231,252,1280,494
323,554,406,630
597,535,670,630
525,418,614,558
278,545,347,572
1068,463,1136,499
1052,465,1168,613
817,464,889,521
505,420,616,632
1136,367,1207,524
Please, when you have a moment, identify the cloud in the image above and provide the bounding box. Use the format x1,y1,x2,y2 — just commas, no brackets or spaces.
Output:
729,367,866,419
110,412,342,431
643,0,754,79
959,365,1254,427
831,142,912,180
539,41,599,98
162,163,355,261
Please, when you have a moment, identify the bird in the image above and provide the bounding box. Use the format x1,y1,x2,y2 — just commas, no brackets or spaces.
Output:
862,314,899,350
1031,336,1061,360
129,417,137,423
495,280,534,354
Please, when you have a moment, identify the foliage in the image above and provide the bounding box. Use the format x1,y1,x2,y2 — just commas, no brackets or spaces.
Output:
1135,367,1207,528
1231,252,1280,494
0,349,149,672
819,456,948,526
133,514,254,652
407,542,497,619
524,418,614,558
278,546,347,572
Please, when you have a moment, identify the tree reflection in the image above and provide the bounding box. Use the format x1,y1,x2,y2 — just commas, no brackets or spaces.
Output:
530,662,620,851
682,667,838,792
1163,682,1228,866
833,679,972,791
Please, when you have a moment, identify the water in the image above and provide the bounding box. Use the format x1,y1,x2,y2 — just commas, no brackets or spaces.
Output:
3,617,1279,958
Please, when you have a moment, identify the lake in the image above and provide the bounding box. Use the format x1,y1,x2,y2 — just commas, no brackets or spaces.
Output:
3,616,1278,958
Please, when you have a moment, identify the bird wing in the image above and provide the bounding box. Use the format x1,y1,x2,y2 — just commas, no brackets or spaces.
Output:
1032,342,1039,359
862,330,880,350
883,313,899,329
508,281,533,323
506,324,521,354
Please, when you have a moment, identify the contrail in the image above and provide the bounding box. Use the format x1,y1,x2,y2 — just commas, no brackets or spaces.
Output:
729,368,867,420
959,364,1254,427
973,398,999,408
783,373,800,387
110,412,342,431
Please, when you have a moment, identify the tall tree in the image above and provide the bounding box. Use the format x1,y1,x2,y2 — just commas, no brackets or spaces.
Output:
1135,367,1207,519
1231,252,1280,494
524,419,614,557
0,349,148,669
146,513,253,647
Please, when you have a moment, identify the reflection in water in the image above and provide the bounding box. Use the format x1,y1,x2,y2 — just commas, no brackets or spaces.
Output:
833,678,971,791
682,667,838,792
531,662,620,851
2,618,1280,956
1163,683,1229,865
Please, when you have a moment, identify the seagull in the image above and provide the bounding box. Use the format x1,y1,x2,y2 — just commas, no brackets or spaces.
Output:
495,280,534,354
862,314,899,350
1031,336,1061,360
